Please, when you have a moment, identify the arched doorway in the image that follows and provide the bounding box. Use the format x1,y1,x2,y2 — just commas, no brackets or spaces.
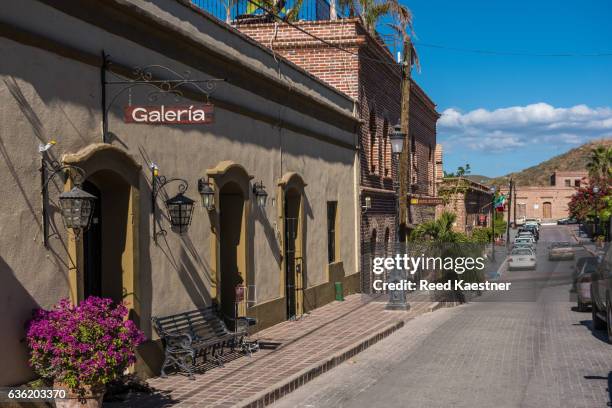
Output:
284,187,302,319
277,172,306,320
206,161,252,326
542,202,552,219
81,170,131,304
218,181,246,326
370,229,377,293
62,144,141,318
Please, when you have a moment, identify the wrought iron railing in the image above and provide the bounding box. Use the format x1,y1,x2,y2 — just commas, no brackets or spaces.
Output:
191,0,349,24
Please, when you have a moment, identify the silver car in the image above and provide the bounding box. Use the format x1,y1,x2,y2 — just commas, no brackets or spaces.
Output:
508,247,537,270
548,242,575,261
591,244,611,343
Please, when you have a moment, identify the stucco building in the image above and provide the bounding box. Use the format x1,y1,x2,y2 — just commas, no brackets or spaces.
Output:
0,0,362,385
500,171,588,222
438,177,493,234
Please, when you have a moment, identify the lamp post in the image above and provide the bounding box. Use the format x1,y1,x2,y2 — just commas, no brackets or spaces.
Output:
386,123,409,311
593,185,600,236
490,186,496,261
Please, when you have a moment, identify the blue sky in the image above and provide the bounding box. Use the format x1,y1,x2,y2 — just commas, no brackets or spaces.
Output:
389,0,612,177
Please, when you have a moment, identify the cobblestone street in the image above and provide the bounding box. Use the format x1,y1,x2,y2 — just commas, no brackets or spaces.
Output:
273,225,612,408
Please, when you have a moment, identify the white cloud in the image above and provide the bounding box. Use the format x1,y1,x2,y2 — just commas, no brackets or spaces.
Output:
438,103,612,152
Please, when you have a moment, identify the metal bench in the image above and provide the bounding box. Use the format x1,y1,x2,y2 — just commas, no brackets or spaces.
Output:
151,306,255,379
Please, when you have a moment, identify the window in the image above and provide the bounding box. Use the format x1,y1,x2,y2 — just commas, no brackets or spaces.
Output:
564,179,571,187
327,201,338,263
574,179,580,187
369,109,377,173
382,120,389,176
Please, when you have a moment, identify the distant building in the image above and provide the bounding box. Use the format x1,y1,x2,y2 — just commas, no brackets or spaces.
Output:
500,170,588,222
438,177,493,234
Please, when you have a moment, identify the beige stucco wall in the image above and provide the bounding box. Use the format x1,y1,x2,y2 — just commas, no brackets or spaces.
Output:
0,0,359,385
500,186,576,221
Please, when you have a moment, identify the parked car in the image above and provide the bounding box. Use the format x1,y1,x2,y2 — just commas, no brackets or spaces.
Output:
514,242,537,253
557,217,578,225
515,236,536,245
591,246,611,342
508,247,537,270
525,218,541,226
548,242,575,261
573,256,598,291
518,228,539,242
521,224,540,240
576,258,599,311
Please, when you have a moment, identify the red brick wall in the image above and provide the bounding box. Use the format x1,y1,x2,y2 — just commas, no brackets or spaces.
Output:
237,19,438,249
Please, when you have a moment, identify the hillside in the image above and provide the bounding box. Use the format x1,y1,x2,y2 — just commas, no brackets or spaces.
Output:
488,138,612,187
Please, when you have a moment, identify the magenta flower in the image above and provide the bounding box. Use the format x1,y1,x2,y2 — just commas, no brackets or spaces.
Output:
26,296,146,396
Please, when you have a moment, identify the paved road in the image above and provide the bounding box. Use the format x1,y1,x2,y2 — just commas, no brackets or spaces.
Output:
273,225,612,408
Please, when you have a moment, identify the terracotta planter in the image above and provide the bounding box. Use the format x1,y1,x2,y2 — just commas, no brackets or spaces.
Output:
53,382,105,408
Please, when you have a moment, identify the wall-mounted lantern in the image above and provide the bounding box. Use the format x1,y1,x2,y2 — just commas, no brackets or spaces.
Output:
390,123,405,155
252,181,268,208
362,196,372,213
40,143,97,247
59,186,97,230
151,163,194,243
165,192,195,233
197,178,215,211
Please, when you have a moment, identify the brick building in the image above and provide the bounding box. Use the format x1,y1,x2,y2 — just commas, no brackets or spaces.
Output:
439,177,493,234
236,18,440,254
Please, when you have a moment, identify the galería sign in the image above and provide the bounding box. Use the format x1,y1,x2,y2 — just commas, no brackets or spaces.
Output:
124,104,214,124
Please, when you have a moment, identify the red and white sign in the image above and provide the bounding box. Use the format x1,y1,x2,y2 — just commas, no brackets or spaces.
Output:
124,104,214,124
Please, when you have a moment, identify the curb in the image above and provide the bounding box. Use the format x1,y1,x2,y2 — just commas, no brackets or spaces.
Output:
237,319,405,408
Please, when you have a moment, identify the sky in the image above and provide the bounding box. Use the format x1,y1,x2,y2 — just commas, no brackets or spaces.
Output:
388,0,612,177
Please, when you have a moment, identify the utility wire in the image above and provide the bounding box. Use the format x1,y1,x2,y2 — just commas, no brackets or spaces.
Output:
240,0,612,61
414,41,612,57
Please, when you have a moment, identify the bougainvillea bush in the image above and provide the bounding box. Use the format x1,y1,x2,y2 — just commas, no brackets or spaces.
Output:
26,297,145,397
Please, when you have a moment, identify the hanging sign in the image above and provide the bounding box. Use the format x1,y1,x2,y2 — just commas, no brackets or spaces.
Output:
124,104,214,124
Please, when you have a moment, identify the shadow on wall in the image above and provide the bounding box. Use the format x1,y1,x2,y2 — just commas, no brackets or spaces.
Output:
0,256,39,386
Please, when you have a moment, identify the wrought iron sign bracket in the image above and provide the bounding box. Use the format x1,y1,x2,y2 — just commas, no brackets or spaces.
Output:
101,51,226,143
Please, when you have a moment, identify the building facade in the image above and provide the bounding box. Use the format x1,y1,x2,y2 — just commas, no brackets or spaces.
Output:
236,18,440,271
0,0,361,385
439,178,493,234
500,171,588,222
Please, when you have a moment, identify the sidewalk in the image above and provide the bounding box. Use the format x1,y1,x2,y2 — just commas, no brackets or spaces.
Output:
106,292,440,408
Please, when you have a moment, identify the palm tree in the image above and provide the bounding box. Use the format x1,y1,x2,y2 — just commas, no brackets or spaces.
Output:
338,0,413,38
410,211,460,242
586,145,612,182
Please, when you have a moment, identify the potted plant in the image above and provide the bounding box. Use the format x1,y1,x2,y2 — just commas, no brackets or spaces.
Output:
26,297,145,408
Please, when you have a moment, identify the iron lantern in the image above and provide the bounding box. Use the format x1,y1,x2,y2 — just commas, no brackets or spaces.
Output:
165,192,195,233
198,178,215,211
390,123,405,155
59,186,97,230
253,181,268,208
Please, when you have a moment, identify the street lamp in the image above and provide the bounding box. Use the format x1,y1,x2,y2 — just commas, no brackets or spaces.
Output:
252,181,268,208
390,123,405,154
593,185,600,235
198,178,215,211
386,122,409,311
489,186,496,261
